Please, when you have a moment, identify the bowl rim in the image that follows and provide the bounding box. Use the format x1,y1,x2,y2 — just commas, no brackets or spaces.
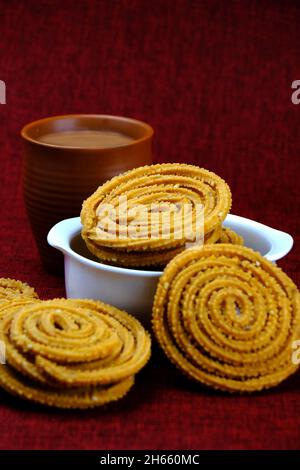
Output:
48,217,163,278
20,114,154,151
47,214,293,277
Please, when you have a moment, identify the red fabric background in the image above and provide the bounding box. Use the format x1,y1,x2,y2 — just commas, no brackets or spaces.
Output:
0,0,299,450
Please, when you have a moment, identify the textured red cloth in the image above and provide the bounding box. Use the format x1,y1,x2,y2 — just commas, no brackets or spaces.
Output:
0,0,299,450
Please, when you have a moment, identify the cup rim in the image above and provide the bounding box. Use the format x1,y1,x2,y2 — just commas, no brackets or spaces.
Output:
20,114,154,150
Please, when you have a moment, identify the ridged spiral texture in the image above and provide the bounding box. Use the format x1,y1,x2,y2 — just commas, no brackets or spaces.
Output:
0,278,38,303
152,244,300,392
0,299,151,408
81,163,232,267
217,228,244,246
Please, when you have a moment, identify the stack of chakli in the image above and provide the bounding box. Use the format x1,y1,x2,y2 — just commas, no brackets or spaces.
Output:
152,245,300,392
81,163,239,268
0,281,151,408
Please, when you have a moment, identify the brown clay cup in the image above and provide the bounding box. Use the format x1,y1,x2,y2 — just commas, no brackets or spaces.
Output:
21,114,153,273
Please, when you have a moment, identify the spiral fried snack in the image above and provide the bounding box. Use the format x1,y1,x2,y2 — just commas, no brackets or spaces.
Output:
81,164,232,267
0,278,38,303
0,298,39,321
152,245,300,392
0,299,151,408
217,227,244,246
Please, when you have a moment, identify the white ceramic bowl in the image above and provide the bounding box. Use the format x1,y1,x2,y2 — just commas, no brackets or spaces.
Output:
47,215,293,324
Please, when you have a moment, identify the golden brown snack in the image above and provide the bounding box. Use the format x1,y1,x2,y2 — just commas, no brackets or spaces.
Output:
0,278,38,303
0,299,151,408
0,299,39,322
152,244,300,392
217,227,244,245
0,366,134,409
81,163,232,268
